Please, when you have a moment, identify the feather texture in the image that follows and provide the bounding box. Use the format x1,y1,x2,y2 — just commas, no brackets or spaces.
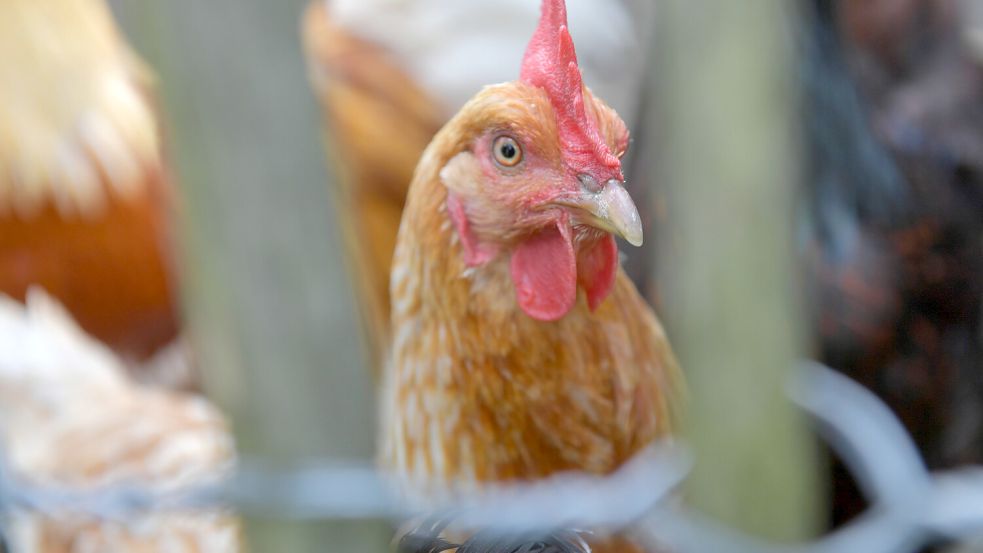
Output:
0,0,179,360
0,290,239,553
398,519,592,553
304,0,653,374
0,0,159,219
382,81,681,552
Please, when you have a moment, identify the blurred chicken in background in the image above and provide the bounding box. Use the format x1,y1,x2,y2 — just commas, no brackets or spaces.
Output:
802,0,983,523
0,290,239,553
0,0,181,369
303,0,655,373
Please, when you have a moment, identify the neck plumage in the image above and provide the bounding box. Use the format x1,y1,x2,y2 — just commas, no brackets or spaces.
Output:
391,138,523,346
385,141,541,496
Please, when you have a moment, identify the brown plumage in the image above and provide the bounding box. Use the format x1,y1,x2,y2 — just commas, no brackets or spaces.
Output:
380,2,681,550
383,86,677,486
303,2,445,372
0,290,240,552
0,0,179,361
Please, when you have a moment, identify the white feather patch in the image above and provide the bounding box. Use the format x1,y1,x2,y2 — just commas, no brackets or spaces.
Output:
325,0,654,128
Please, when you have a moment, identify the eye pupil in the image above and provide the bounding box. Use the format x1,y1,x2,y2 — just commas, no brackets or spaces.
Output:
501,143,516,159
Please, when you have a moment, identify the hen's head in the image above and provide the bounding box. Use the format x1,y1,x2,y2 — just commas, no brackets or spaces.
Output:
433,0,639,322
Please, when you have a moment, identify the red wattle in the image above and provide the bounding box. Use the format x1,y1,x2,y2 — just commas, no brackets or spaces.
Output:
577,234,618,311
510,222,577,321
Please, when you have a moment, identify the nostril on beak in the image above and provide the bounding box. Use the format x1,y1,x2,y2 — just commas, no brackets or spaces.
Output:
555,177,642,246
578,173,603,193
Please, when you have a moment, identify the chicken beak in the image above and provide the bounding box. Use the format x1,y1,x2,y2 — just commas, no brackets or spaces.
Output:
556,176,644,247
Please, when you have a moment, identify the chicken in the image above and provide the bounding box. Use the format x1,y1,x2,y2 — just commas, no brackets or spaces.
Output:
302,0,655,375
303,4,446,371
0,289,240,553
379,1,681,550
801,0,983,524
0,0,180,362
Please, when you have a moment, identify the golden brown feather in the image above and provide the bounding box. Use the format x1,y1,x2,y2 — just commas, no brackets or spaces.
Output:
0,290,239,552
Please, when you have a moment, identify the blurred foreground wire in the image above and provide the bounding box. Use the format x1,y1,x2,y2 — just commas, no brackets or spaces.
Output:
3,363,983,552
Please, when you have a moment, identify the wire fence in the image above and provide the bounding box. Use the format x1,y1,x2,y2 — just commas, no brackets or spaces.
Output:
2,362,983,552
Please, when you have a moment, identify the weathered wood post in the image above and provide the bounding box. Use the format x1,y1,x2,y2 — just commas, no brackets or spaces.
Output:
649,1,822,541
111,1,391,550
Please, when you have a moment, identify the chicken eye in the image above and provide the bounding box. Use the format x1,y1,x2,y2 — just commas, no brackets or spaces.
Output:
493,136,523,168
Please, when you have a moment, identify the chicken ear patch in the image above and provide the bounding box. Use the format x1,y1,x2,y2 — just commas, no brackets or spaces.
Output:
577,234,618,311
510,221,577,321
448,192,497,266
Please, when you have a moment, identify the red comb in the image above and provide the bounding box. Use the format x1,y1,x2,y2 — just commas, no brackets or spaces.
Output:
520,0,623,182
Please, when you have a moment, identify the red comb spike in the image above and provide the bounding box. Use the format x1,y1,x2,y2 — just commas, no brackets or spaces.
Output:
520,0,623,182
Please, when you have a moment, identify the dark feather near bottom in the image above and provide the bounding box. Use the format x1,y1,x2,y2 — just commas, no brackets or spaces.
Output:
398,519,592,553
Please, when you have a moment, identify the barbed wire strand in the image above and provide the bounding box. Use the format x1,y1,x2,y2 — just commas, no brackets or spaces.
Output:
2,363,983,553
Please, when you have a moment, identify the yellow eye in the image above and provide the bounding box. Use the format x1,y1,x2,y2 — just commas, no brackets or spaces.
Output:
493,135,523,167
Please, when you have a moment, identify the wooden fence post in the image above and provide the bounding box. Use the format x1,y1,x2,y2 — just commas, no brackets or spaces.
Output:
110,1,392,550
649,1,823,541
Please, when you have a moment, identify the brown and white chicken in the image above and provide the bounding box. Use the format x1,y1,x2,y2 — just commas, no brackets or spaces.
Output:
0,0,180,363
379,1,681,551
0,290,239,553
